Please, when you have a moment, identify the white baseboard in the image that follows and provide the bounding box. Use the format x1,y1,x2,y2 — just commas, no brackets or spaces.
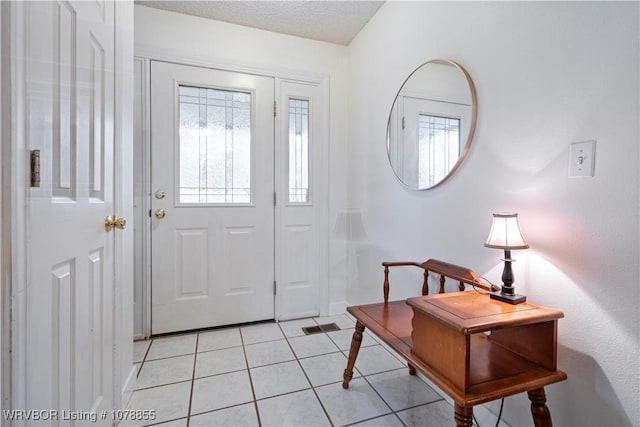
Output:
120,364,138,410
328,301,347,315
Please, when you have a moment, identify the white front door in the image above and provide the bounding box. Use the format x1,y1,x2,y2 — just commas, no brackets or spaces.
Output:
150,61,275,334
26,1,116,423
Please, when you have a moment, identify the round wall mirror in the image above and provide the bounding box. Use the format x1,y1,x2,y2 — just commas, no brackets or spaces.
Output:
387,59,477,190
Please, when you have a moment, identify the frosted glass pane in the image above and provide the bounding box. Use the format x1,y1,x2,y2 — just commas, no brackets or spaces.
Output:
178,85,252,203
418,115,460,188
288,99,309,203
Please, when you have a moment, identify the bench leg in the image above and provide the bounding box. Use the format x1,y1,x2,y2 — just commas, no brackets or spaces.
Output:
454,403,473,427
528,387,553,427
342,320,365,389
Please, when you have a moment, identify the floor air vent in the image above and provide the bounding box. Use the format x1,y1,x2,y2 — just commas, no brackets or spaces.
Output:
302,323,340,335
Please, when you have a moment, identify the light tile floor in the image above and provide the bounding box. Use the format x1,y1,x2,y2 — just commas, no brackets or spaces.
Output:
125,314,452,427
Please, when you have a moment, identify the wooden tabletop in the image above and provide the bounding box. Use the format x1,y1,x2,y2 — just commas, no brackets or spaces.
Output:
406,291,564,334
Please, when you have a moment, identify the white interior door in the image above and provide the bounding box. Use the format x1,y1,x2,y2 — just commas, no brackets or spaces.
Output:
151,61,275,334
26,1,116,423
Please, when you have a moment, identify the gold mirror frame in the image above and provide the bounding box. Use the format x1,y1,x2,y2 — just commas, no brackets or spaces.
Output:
386,59,477,190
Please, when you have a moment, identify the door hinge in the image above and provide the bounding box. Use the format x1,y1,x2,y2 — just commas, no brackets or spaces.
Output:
273,280,277,295
402,116,405,130
273,191,276,206
30,149,41,187
273,101,277,117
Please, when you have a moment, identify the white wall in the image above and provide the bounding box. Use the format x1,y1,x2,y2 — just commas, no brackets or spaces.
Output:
134,5,350,317
347,2,639,426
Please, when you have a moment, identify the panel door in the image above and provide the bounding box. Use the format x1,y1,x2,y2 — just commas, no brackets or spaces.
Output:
26,1,116,424
277,81,323,320
150,61,275,334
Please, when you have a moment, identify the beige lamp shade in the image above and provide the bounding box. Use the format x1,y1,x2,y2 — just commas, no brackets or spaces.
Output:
484,213,529,250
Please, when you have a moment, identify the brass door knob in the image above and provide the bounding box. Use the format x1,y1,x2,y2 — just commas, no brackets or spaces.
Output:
105,215,126,231
155,208,166,219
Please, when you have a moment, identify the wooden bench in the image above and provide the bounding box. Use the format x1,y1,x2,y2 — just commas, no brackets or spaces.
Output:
342,259,567,427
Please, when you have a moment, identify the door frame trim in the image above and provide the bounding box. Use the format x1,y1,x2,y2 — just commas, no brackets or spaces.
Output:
114,0,137,410
2,2,29,416
135,48,330,337
133,57,152,339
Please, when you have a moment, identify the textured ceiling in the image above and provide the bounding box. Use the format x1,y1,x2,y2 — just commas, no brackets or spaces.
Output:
136,1,385,45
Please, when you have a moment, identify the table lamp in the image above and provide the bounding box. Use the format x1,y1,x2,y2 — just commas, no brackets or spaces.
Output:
333,208,368,243
333,208,368,280
484,213,529,304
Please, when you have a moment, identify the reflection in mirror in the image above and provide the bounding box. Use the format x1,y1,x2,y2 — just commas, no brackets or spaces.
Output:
387,59,476,190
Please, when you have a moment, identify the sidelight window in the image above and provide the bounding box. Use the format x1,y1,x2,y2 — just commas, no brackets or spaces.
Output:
288,98,310,203
418,114,460,188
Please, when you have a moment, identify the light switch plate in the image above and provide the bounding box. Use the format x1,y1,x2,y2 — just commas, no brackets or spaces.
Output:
569,140,596,178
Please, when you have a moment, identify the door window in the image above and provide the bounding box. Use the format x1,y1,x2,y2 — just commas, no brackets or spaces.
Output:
418,114,460,188
178,85,252,204
288,98,310,203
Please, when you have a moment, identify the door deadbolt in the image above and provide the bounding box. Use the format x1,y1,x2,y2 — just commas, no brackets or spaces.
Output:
155,209,166,219
155,190,166,199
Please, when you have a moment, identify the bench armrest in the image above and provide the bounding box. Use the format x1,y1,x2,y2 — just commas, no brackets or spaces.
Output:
381,259,500,303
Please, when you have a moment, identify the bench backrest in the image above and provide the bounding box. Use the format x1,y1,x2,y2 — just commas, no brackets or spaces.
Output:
381,258,499,303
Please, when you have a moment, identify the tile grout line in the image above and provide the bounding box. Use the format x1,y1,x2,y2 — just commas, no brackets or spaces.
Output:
185,334,199,427
354,371,404,427
345,351,396,425
342,412,404,427
239,327,263,427
340,342,446,427
141,351,198,363
313,319,424,426
134,318,450,427
279,324,335,427
334,330,413,427
135,339,153,380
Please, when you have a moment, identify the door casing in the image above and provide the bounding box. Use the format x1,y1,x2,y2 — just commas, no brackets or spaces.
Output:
133,52,330,338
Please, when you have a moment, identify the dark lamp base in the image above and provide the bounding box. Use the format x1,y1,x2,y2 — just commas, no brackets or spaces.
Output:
490,291,527,305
